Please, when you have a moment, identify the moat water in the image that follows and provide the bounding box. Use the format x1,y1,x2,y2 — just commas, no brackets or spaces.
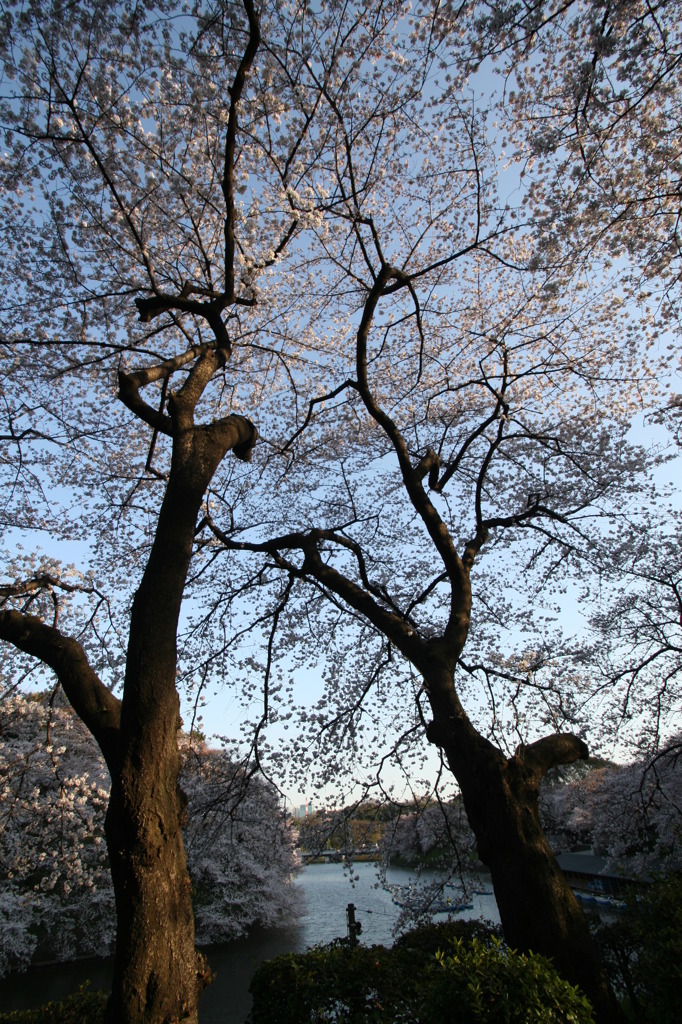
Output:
0,862,500,1022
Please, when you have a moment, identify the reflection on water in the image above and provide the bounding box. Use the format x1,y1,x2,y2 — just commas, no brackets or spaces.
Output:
0,862,499,1023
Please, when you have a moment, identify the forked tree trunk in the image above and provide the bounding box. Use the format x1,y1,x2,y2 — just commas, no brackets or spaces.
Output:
99,407,256,1024
102,466,212,1024
425,668,623,1024
459,758,620,1022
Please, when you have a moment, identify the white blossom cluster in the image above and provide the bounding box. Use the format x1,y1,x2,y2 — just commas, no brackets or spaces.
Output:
0,694,299,977
180,738,300,946
540,739,682,876
0,0,679,949
0,693,113,977
379,800,477,867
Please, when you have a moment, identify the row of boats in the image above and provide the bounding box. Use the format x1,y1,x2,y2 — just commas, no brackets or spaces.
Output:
389,882,493,914
390,882,626,915
572,889,627,910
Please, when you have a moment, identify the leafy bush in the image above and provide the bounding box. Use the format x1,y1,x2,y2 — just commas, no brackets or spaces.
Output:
248,940,417,1023
594,874,682,1023
393,918,501,956
423,938,594,1024
248,926,595,1024
0,984,106,1024
632,875,682,1023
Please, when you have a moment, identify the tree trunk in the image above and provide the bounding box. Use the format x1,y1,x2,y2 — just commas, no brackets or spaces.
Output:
425,666,622,1024
102,467,211,1024
460,757,620,1023
100,410,255,1023
104,722,209,1024
0,404,257,1021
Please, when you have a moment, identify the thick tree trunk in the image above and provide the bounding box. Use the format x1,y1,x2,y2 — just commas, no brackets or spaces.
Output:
424,664,622,1024
458,755,621,1023
0,401,257,1022
104,723,209,1024
102,468,211,1024
100,408,255,1023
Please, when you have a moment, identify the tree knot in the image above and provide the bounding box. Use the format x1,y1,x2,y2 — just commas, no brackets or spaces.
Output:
233,418,258,462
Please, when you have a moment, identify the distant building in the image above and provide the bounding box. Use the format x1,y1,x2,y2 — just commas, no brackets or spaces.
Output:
556,851,648,901
293,799,313,819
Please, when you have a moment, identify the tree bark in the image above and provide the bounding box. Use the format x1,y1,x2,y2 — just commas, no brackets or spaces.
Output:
425,667,623,1024
102,411,256,1024
103,476,206,1024
104,725,207,1024
0,397,256,1023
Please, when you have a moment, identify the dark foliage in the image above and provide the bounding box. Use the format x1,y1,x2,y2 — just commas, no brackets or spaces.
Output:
593,874,682,1023
248,921,595,1023
0,984,106,1024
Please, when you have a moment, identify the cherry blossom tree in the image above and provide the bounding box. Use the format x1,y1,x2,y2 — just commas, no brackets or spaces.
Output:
0,0,310,1018
0,2,678,1023
583,524,682,751
376,799,481,924
540,735,682,876
180,737,299,947
0,692,298,978
465,0,682,315
0,691,112,978
187,4,679,1021
380,800,477,870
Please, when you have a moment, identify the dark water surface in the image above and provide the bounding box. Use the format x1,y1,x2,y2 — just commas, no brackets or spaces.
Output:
0,862,499,1022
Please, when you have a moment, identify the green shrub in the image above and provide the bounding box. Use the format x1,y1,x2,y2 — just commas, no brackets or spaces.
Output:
591,915,641,1018
248,929,595,1024
0,983,106,1024
594,874,682,1023
393,918,501,957
248,940,417,1023
424,938,594,1024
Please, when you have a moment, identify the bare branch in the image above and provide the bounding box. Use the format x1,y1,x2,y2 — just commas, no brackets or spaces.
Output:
0,609,121,766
